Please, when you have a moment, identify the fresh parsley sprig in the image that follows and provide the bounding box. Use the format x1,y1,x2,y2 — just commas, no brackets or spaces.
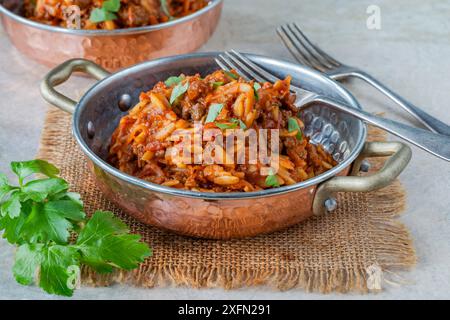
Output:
0,159,151,296
89,0,121,23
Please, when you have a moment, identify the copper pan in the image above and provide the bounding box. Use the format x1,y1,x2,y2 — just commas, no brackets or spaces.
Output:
0,0,223,71
39,53,412,239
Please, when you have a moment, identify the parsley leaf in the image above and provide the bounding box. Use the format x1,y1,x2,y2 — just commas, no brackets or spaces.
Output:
213,81,224,89
44,200,86,222
20,202,73,244
205,103,224,123
288,117,303,141
0,210,27,244
0,173,9,187
64,192,84,207
21,178,68,202
170,82,189,105
0,191,21,218
76,211,151,273
11,159,59,185
102,0,121,12
215,122,238,130
13,243,81,296
165,75,184,87
39,245,81,296
89,8,117,23
215,118,247,130
236,118,247,129
89,0,120,23
224,71,239,80
89,8,105,23
161,0,173,19
13,243,43,286
0,159,152,297
265,173,280,187
0,173,14,200
253,82,261,100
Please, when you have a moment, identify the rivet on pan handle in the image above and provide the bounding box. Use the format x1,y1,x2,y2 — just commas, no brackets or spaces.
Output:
313,141,412,216
40,59,111,114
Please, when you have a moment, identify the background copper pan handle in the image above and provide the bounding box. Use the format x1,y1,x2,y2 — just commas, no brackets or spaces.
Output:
40,59,110,114
313,141,412,216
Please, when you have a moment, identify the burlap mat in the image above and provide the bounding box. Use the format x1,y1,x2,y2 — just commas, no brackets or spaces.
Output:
37,108,416,293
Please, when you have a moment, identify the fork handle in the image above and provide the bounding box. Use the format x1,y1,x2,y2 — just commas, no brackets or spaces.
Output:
339,71,450,136
313,96,450,162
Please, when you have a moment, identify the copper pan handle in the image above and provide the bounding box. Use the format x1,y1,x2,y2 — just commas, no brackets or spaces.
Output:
312,141,412,216
40,59,110,114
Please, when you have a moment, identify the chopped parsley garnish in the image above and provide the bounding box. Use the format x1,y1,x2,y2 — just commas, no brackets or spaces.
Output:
235,118,247,129
288,117,303,141
215,118,247,130
265,172,280,187
89,0,121,23
253,82,261,100
215,122,238,130
205,103,224,123
161,0,174,19
169,81,189,104
224,71,239,80
213,81,224,89
103,0,120,12
165,75,184,87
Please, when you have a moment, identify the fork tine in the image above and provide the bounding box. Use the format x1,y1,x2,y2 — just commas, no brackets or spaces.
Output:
216,55,249,80
217,54,258,82
223,51,271,83
214,57,232,73
277,24,327,71
291,23,341,68
221,51,308,97
285,23,335,71
217,52,271,83
218,54,268,83
276,26,311,67
229,50,281,83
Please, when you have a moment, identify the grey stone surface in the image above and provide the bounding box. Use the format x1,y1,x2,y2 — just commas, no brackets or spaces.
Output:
1,0,450,300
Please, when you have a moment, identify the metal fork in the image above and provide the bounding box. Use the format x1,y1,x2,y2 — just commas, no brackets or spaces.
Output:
215,50,450,161
277,22,450,136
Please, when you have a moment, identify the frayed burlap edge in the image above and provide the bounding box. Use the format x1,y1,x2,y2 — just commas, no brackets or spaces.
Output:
36,108,416,294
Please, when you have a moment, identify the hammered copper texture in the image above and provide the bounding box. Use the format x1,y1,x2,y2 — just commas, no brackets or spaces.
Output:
91,160,319,239
0,2,222,71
